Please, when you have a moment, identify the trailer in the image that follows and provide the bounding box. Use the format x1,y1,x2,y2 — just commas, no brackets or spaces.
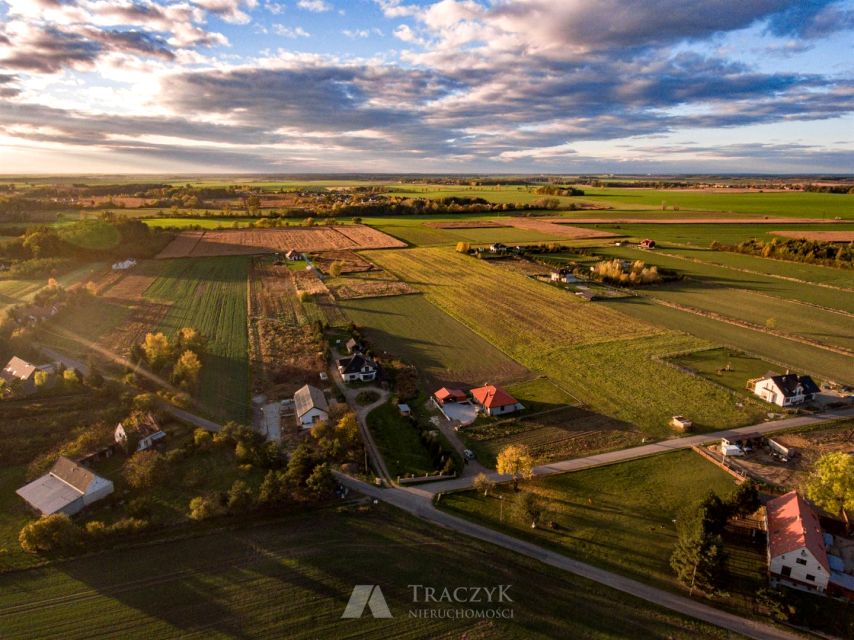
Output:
767,438,796,461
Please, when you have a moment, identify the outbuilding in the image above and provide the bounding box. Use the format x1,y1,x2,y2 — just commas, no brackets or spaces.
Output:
16,456,114,516
294,384,329,429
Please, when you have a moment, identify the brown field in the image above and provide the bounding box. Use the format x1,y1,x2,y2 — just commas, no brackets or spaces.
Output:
292,268,330,296
504,217,619,239
102,300,172,356
545,217,846,225
328,270,415,299
155,225,405,258
313,250,374,274
425,220,511,229
770,230,854,242
490,257,551,276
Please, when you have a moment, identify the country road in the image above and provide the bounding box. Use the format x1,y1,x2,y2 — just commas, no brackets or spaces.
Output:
421,406,854,494
334,472,806,640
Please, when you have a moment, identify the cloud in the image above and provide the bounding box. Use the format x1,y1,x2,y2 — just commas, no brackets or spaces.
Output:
273,24,310,38
343,28,383,39
297,0,331,12
373,0,419,18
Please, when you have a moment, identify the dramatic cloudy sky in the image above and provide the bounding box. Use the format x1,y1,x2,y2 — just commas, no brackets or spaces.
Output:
0,0,852,173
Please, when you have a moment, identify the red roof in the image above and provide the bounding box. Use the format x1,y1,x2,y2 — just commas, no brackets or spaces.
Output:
471,384,518,409
766,491,829,572
434,387,467,404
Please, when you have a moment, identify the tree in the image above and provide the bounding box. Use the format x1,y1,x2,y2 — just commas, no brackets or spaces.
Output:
496,444,534,490
19,514,82,554
306,463,335,498
473,472,495,497
227,479,254,513
670,511,727,597
807,452,854,531
517,491,544,528
34,370,50,388
286,444,316,488
176,327,205,353
730,482,760,518
259,470,290,506
455,241,471,253
123,450,165,489
142,332,171,369
188,494,226,520
329,261,343,278
173,349,202,389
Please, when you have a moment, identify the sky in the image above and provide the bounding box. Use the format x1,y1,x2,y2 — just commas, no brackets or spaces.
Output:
0,0,852,174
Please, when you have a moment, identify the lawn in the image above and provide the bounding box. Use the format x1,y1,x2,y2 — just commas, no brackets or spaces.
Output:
144,257,250,422
670,348,787,396
0,504,732,640
338,293,528,388
440,450,739,591
366,400,436,478
368,248,761,436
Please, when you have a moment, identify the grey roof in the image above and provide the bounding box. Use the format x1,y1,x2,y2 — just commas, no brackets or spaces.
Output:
16,474,82,515
763,373,820,397
119,413,163,438
3,356,36,381
294,384,329,418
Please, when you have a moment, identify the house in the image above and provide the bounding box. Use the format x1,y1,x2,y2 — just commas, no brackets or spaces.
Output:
1,356,55,393
550,269,578,284
753,372,820,406
766,491,831,594
433,387,468,406
489,242,508,253
345,338,362,354
336,353,378,382
471,384,524,416
640,238,656,249
294,384,329,428
285,249,301,261
16,456,114,516
115,413,166,452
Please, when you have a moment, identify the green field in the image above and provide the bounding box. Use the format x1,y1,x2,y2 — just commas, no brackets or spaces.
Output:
670,348,789,396
367,248,761,436
145,257,250,422
367,400,436,478
441,450,739,590
0,262,107,312
576,222,854,246
339,293,528,388
142,216,260,229
0,504,731,640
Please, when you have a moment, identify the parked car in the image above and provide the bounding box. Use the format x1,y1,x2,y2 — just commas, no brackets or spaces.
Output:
463,449,476,461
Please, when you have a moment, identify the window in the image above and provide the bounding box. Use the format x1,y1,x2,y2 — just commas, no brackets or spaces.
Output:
806,574,815,582
781,566,792,577
796,558,807,566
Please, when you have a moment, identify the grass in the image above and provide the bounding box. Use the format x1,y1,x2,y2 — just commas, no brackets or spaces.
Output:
0,262,107,312
338,293,528,388
670,348,786,396
144,257,250,422
36,296,134,358
0,504,732,640
367,400,436,478
602,297,854,386
504,377,578,412
440,450,739,590
367,248,761,436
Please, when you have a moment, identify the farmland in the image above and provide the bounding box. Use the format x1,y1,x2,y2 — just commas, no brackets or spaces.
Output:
156,226,405,259
0,505,731,640
144,257,250,422
339,293,528,388
0,262,107,313
367,248,762,435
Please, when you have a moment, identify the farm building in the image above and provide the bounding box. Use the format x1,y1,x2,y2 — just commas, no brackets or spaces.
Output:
752,372,820,406
294,384,329,429
16,456,114,516
640,239,656,249
398,403,411,417
433,387,468,406
550,270,578,284
336,353,378,382
471,384,524,416
115,413,166,452
285,249,301,261
345,338,362,354
766,491,830,594
1,356,55,394
489,242,508,253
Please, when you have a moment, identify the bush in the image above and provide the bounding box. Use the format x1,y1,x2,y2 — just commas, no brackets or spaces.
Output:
19,514,82,554
188,494,226,520
355,390,380,406
123,450,165,489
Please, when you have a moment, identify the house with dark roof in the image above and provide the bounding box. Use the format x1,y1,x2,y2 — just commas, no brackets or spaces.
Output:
336,353,378,382
471,384,524,417
115,413,166,452
16,456,114,516
294,384,329,428
285,249,301,261
752,372,820,407
766,491,830,594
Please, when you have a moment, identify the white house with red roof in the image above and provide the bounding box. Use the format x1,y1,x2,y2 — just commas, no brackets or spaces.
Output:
765,491,831,593
471,384,524,417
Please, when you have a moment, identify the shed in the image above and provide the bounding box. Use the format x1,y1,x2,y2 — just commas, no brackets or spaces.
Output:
294,384,329,429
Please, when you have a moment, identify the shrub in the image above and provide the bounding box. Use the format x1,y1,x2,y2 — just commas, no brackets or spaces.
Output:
19,514,82,554
188,494,226,520
123,450,165,489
